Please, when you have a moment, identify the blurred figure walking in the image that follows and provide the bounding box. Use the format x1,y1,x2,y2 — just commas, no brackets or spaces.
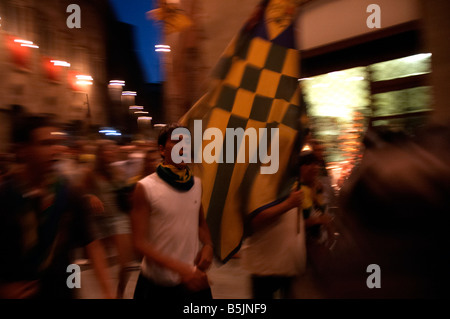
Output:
82,140,137,298
0,115,114,299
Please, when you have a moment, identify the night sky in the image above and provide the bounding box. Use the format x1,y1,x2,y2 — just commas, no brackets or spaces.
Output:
109,0,162,83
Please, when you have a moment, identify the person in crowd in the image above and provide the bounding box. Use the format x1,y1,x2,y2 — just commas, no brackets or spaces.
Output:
82,140,136,298
310,139,335,206
242,142,337,299
241,185,306,299
330,124,450,298
130,123,214,300
0,115,114,299
140,141,160,178
295,148,336,298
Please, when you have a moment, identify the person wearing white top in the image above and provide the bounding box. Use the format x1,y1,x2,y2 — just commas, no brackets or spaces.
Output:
130,124,214,300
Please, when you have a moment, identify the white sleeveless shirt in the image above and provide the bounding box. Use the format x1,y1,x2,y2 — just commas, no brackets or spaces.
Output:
138,173,202,286
241,207,307,277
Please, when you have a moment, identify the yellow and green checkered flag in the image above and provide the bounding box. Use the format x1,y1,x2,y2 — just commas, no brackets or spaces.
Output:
180,0,307,263
147,0,193,35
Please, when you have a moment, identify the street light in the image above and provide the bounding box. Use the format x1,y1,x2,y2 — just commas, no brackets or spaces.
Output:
155,44,171,52
50,60,71,67
109,80,125,86
76,74,93,85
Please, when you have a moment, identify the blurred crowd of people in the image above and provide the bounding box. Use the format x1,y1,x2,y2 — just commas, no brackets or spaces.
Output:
0,114,161,299
1,113,449,300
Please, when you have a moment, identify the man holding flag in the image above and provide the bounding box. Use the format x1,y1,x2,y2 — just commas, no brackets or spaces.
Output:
180,0,311,265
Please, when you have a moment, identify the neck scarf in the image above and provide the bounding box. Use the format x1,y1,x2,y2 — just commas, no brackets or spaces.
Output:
156,163,194,191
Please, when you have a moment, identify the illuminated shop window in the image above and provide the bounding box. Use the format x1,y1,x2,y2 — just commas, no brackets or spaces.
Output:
370,53,433,134
372,86,432,117
301,67,370,190
300,53,433,190
369,53,432,81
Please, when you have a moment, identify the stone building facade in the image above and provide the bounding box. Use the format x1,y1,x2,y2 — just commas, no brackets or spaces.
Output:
0,0,133,151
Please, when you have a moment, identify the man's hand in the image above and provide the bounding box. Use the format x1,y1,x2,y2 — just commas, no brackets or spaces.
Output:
194,244,214,272
179,265,209,292
286,188,304,210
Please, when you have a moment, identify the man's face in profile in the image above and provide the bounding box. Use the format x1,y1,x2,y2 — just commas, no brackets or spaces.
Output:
27,126,65,174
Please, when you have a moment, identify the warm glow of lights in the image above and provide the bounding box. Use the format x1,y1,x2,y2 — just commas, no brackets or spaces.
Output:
21,44,39,48
14,39,33,44
301,144,312,152
327,71,346,78
51,60,71,67
345,76,365,81
51,131,67,136
76,80,93,85
122,91,137,96
312,83,330,88
14,39,39,48
109,80,125,86
76,75,93,80
155,44,171,52
129,105,144,110
75,74,93,86
403,53,432,63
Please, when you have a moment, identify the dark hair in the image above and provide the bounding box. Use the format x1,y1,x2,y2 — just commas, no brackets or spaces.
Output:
298,152,319,166
12,114,59,144
157,123,187,147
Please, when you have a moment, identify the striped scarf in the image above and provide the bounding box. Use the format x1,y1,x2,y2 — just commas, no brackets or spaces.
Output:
156,163,194,191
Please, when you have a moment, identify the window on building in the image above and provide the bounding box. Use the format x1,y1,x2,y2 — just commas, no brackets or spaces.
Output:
368,53,433,134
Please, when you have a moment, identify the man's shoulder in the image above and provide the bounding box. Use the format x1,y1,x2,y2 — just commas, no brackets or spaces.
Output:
139,172,157,182
193,175,201,182
193,175,201,186
138,172,161,189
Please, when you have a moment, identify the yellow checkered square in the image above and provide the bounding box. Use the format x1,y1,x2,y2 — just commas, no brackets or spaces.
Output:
231,89,255,119
281,48,300,78
255,69,281,98
223,58,247,88
246,37,272,69
289,86,300,105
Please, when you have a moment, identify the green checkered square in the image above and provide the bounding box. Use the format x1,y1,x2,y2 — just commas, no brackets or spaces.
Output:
281,103,302,130
234,33,252,61
275,74,298,101
216,85,238,112
264,44,287,73
240,65,262,92
249,95,273,122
